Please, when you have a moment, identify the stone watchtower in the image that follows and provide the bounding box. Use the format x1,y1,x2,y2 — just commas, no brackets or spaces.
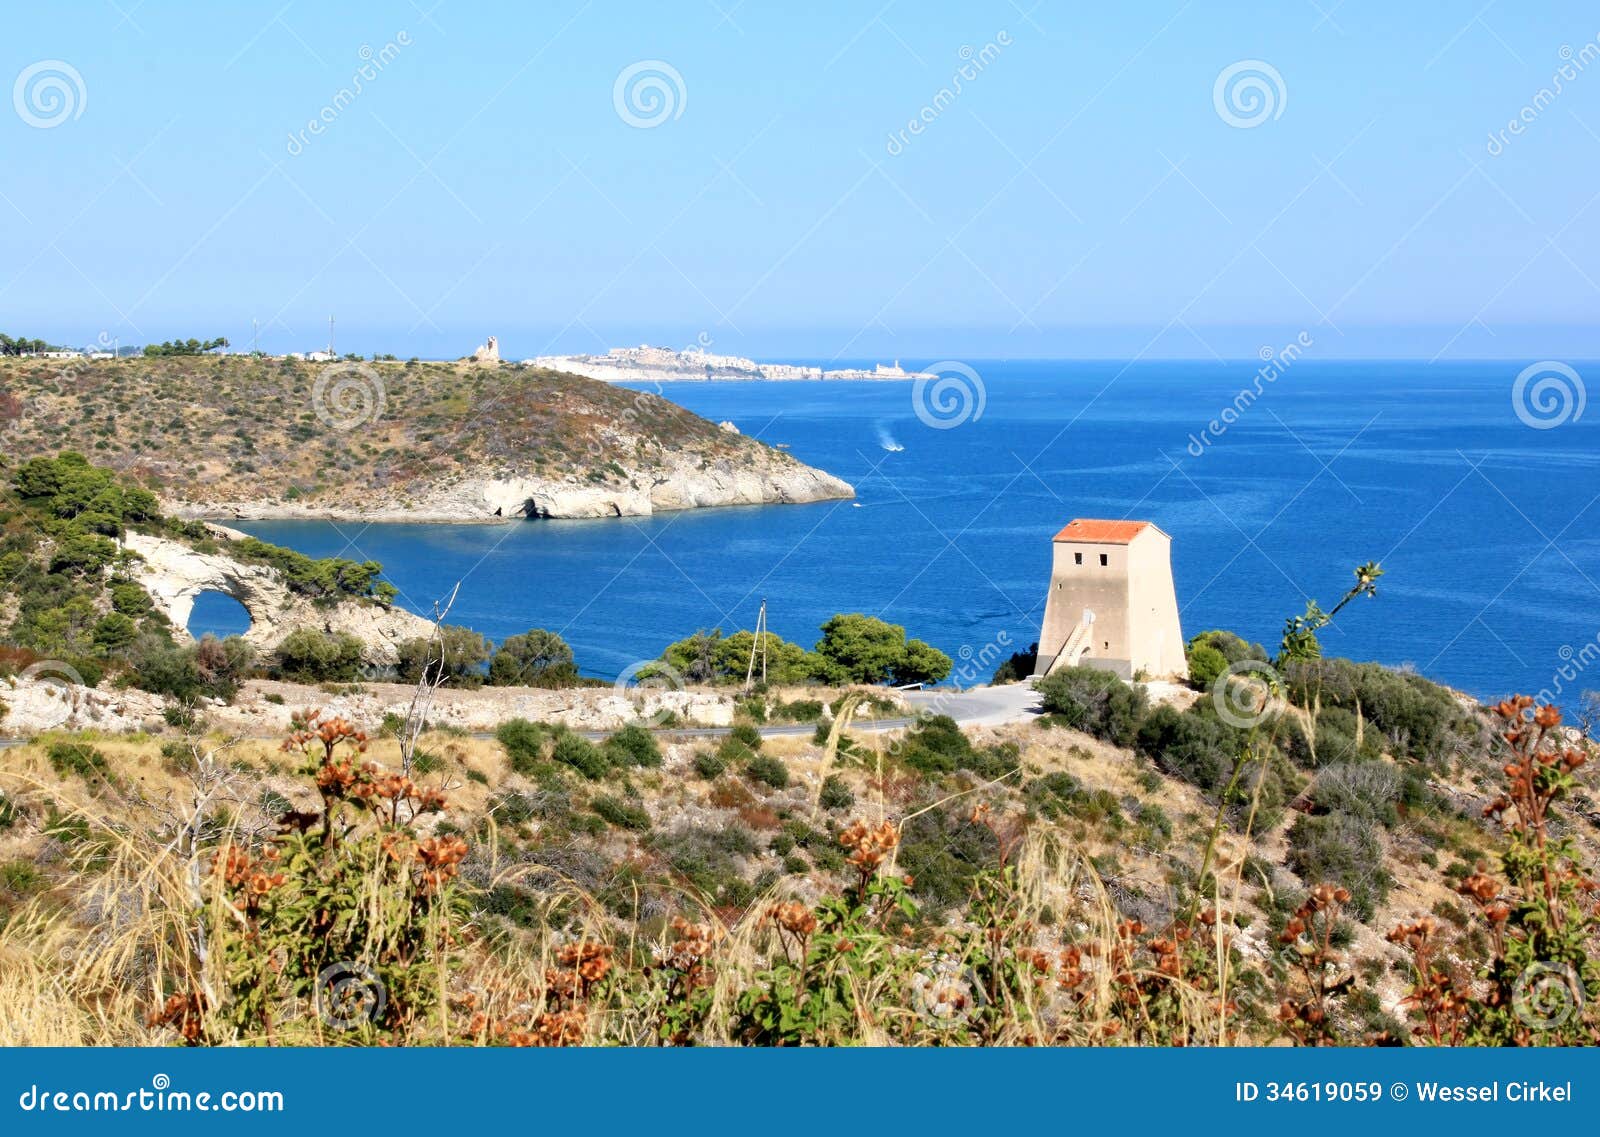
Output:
1033,519,1187,681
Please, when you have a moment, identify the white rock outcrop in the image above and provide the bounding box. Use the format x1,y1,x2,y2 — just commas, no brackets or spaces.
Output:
188,452,854,523
1,673,168,734
208,680,736,735
469,336,500,363
122,530,436,661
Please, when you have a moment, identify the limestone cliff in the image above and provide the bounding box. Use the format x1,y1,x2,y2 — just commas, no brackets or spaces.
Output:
198,450,854,522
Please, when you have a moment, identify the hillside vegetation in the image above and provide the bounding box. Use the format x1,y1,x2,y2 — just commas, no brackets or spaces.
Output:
0,355,833,515
0,648,1594,1046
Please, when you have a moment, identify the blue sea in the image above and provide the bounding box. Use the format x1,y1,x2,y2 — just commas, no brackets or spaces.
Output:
195,360,1600,702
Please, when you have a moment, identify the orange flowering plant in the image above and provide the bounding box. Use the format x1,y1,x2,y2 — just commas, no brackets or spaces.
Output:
150,710,468,1045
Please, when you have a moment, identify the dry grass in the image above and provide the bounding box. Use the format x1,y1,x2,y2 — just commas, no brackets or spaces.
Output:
1,693,1592,1047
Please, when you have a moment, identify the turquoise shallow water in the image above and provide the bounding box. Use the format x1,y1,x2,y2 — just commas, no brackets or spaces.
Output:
204,360,1600,702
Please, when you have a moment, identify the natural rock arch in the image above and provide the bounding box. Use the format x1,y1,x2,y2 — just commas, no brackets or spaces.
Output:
123,531,435,663
186,589,253,637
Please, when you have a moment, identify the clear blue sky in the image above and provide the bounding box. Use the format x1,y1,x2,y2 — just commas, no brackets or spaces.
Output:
3,1,1598,360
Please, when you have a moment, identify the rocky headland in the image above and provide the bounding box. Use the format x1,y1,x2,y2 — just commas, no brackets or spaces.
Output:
0,355,854,522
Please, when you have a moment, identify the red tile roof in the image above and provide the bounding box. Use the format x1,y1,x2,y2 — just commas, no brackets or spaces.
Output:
1052,518,1157,544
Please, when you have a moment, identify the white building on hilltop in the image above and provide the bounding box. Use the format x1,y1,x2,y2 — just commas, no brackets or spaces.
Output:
1033,519,1188,681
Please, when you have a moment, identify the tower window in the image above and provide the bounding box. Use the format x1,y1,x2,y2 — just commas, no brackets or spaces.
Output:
1099,553,1108,566
1074,552,1083,565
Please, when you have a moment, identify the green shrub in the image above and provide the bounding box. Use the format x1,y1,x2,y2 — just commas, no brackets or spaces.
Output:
125,632,202,699
891,714,1018,780
551,731,608,780
1286,812,1390,921
1185,643,1228,690
746,753,790,789
273,627,365,683
49,533,118,575
650,824,761,908
1282,658,1469,766
1135,802,1173,843
0,859,44,896
1311,762,1402,825
819,774,854,810
394,627,490,687
1035,666,1148,747
496,718,555,775
1189,629,1268,665
592,794,651,830
47,740,108,782
91,612,138,653
729,721,762,750
715,733,758,769
1134,704,1236,792
1024,772,1084,820
693,749,728,779
228,537,391,603
1135,704,1298,827
603,723,661,768
896,714,971,774
898,806,998,914
1282,705,1381,769
110,582,154,617
774,699,823,722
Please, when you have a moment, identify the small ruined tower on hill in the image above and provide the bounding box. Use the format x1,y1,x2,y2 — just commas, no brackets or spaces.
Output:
1034,518,1187,681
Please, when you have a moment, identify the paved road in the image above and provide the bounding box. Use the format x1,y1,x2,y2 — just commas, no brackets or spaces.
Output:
0,684,1043,748
903,682,1043,727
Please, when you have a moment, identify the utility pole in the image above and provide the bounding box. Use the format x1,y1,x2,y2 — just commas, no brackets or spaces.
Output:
743,598,768,693
252,318,259,355
328,315,335,357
